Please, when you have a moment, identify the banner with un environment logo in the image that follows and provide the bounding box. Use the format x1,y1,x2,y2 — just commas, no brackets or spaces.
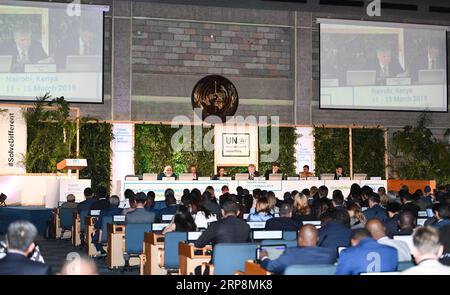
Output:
0,106,27,174
214,124,259,171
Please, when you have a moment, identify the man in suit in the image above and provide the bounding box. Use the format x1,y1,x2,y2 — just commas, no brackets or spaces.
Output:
0,26,48,72
333,164,344,180
364,45,405,85
158,189,179,220
385,202,401,238
212,166,228,180
265,202,303,231
60,194,78,210
332,190,347,214
264,162,283,180
397,210,415,236
402,226,450,275
89,186,110,211
400,192,420,219
318,209,352,251
0,221,51,275
195,200,251,248
188,164,201,180
259,225,336,274
366,218,411,262
77,187,96,214
125,192,156,224
364,193,387,222
157,165,178,180
92,195,123,252
336,228,398,275
411,39,446,82
245,164,260,180
55,21,102,70
431,203,450,229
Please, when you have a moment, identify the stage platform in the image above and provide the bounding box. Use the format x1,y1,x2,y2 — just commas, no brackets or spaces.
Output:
0,206,53,234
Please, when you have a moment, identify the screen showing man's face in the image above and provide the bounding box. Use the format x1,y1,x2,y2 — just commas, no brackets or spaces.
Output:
377,50,391,66
14,32,32,51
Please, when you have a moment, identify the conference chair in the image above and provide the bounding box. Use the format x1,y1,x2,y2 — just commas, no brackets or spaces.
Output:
123,223,152,274
202,243,258,275
59,208,75,239
260,239,297,247
161,232,188,274
79,209,90,246
283,264,337,275
96,216,113,255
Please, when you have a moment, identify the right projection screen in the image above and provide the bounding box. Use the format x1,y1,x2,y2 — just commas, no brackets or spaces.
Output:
319,19,448,112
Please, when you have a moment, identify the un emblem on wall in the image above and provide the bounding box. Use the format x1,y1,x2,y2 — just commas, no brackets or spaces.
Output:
191,75,239,122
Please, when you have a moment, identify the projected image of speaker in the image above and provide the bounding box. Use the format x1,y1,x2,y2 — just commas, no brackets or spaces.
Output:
65,55,102,72
418,69,446,84
0,56,12,72
346,70,377,86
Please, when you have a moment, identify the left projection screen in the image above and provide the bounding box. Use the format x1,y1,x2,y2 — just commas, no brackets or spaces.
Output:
0,0,108,103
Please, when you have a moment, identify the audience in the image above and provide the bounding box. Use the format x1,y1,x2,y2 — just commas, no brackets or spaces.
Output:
397,210,416,236
347,203,366,229
366,218,411,262
125,192,156,224
438,225,450,266
292,192,315,221
332,190,347,213
192,193,218,229
89,186,110,211
60,194,78,209
77,187,95,214
363,193,387,222
335,228,398,275
430,203,450,229
260,225,336,274
0,221,51,275
121,189,136,215
401,227,450,275
59,256,98,275
400,191,420,219
195,200,251,248
265,202,303,231
318,209,352,251
93,195,122,252
162,205,197,234
385,202,401,237
247,197,273,222
158,189,179,218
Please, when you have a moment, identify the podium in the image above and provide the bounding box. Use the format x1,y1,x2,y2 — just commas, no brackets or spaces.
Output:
57,159,88,177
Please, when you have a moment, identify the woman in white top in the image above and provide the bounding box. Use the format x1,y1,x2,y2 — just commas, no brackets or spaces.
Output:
190,191,218,229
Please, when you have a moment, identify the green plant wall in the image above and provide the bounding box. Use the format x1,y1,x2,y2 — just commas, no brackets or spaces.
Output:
391,114,450,184
313,127,350,176
134,125,298,177
24,96,113,193
259,127,297,176
352,128,386,178
79,122,113,194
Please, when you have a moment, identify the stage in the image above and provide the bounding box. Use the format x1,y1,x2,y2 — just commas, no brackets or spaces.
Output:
0,206,53,235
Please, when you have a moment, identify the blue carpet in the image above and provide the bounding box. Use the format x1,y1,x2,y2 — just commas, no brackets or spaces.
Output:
0,206,53,234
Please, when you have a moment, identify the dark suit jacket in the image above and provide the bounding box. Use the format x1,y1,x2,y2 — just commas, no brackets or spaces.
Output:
125,208,156,224
265,217,303,231
261,246,337,274
385,214,399,238
0,253,51,275
334,172,345,180
363,204,387,222
244,170,260,180
194,216,251,248
89,198,110,211
318,220,352,251
157,172,178,180
77,198,96,214
0,40,47,70
55,36,102,69
401,202,420,218
264,169,283,180
411,54,446,81
212,174,229,180
364,56,404,84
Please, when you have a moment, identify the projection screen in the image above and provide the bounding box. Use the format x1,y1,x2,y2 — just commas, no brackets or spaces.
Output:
0,0,108,103
319,19,448,112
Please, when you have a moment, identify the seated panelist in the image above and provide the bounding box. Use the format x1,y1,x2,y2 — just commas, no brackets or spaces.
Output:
212,166,228,180
299,165,315,179
245,164,260,180
264,162,283,180
157,165,178,180
188,164,201,180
